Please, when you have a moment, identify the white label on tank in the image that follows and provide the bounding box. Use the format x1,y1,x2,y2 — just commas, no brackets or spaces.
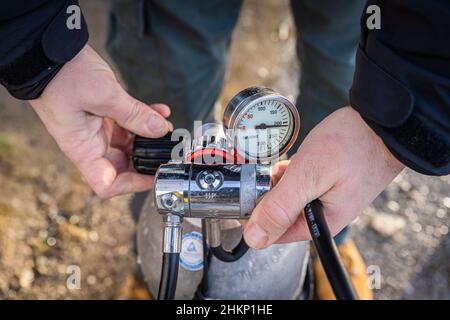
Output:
180,231,204,271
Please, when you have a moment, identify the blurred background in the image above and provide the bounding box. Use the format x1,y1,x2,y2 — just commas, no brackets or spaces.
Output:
0,0,449,299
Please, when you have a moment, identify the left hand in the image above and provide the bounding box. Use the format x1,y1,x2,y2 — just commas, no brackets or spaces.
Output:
243,107,405,249
29,45,173,198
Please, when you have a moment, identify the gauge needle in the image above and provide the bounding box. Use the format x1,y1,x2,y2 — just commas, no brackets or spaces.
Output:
254,123,288,129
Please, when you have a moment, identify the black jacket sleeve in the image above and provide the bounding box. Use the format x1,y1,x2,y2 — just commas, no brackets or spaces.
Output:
0,0,88,100
350,0,450,176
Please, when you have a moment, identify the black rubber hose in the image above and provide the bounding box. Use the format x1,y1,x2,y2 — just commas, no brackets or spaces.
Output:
304,200,358,300
200,219,212,294
157,253,180,300
210,237,249,263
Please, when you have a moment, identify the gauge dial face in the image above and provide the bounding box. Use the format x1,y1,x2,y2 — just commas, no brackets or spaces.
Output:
233,98,295,160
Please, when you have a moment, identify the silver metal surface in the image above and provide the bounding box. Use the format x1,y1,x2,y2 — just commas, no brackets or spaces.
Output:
154,163,272,219
240,163,256,217
154,163,189,215
189,165,242,218
192,123,228,156
137,86,308,300
162,214,183,253
137,196,310,299
196,170,224,190
205,219,222,248
256,164,272,201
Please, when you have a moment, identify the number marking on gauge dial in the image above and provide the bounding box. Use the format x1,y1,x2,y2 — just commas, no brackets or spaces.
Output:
223,87,300,162
234,99,295,160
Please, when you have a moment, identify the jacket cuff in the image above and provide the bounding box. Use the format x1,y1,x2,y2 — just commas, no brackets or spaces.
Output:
350,46,450,176
0,0,88,100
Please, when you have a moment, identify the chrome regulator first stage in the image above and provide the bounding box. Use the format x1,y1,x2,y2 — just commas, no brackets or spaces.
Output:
133,87,310,299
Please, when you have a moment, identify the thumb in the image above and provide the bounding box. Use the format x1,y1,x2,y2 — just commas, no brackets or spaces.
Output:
105,93,170,138
243,154,332,249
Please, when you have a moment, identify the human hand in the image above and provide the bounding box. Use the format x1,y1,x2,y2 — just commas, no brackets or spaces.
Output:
243,107,405,248
29,45,173,198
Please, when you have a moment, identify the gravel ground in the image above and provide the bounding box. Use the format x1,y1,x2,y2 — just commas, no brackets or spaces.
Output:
0,0,448,299
354,171,450,299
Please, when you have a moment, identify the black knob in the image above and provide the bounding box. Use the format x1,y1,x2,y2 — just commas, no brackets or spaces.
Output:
132,133,182,175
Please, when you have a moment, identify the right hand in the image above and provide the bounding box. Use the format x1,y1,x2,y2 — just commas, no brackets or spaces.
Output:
29,45,173,198
243,107,404,249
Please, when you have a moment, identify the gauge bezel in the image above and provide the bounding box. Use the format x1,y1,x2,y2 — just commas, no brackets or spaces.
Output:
223,88,300,162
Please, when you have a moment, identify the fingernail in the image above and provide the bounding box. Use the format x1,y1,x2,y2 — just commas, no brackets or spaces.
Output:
245,223,268,249
148,114,168,134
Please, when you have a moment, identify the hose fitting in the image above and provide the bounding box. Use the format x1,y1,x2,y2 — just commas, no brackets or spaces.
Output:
162,214,183,254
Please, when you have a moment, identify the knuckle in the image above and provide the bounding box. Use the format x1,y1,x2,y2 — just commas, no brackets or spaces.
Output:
123,101,142,126
259,197,294,232
95,189,110,199
91,183,111,199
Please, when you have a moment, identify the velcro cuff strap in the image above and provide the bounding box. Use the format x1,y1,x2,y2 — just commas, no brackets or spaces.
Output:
350,45,414,128
0,42,54,87
0,0,88,99
350,45,450,175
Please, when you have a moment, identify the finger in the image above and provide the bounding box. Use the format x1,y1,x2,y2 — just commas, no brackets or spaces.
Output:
102,117,115,146
243,164,305,249
243,152,333,249
103,93,170,138
239,161,289,230
150,104,171,118
105,147,129,173
239,220,249,228
275,212,311,243
167,120,174,132
239,160,289,238
78,156,153,198
275,205,350,244
111,123,132,151
107,171,155,197
271,160,290,185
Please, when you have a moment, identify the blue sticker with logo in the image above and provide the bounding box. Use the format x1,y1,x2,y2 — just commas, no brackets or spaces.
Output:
180,231,204,271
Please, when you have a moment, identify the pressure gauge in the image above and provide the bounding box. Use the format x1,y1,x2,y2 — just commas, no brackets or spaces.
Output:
223,87,300,162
